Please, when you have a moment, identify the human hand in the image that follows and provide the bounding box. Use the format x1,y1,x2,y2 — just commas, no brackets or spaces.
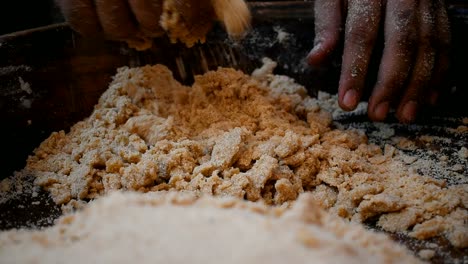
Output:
56,0,250,48
307,0,451,123
56,0,165,41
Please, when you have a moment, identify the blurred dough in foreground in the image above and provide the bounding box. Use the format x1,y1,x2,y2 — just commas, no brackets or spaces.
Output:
0,191,421,264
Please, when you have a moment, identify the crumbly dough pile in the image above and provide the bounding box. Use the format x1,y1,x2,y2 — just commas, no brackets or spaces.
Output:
23,60,467,247
0,191,421,264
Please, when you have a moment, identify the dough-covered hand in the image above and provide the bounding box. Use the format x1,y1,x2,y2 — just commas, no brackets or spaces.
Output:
308,0,450,123
56,0,165,41
56,0,250,48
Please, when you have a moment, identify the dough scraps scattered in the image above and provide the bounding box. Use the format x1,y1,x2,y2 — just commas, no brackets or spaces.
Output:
11,59,468,247
0,191,422,264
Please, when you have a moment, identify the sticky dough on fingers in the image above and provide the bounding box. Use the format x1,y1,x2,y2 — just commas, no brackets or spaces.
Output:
160,0,251,47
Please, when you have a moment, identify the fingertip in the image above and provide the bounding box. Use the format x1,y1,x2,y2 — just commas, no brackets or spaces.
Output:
307,41,333,67
397,100,418,123
306,43,323,66
308,30,341,67
369,101,389,122
338,89,359,111
310,0,342,67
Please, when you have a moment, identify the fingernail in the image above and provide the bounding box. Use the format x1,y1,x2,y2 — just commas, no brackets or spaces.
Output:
402,101,418,122
343,89,358,109
374,102,389,121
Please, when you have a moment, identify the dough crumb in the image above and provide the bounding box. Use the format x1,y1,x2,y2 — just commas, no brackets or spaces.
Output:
418,249,435,260
458,147,468,160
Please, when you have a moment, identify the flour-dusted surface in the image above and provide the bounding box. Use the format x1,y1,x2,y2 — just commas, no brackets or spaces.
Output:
10,60,468,248
0,191,422,264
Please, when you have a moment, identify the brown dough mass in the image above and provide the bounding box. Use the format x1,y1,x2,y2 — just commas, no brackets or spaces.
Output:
18,59,468,248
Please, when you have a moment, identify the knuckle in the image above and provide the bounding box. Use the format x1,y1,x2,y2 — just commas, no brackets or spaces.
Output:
378,70,408,94
346,26,374,47
391,6,417,33
396,9,414,22
396,31,417,50
419,30,434,49
61,0,102,36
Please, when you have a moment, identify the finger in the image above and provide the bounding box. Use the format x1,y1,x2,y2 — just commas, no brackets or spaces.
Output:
396,1,436,123
56,0,101,36
368,0,418,121
426,0,451,106
95,0,139,40
128,0,164,37
307,0,342,68
176,0,215,36
338,0,382,111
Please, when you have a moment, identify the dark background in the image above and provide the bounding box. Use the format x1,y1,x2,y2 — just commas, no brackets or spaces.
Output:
0,0,63,35
1,0,467,36
0,0,288,35
0,0,294,35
